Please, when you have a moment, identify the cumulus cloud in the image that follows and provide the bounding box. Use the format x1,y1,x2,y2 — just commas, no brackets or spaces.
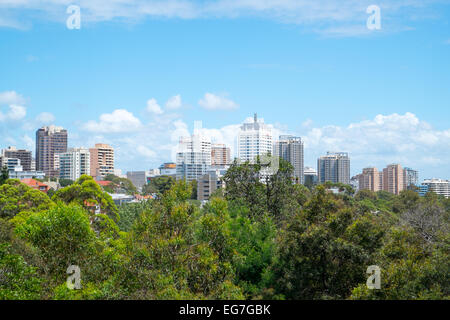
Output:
0,0,445,35
199,93,239,111
0,91,27,122
0,91,26,105
146,98,163,114
83,109,142,133
299,112,450,175
165,94,182,110
35,112,55,123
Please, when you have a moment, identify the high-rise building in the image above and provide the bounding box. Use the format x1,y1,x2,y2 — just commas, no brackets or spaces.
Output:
159,162,177,176
0,156,21,171
274,135,304,184
197,169,227,201
126,171,147,190
404,167,419,189
317,152,350,185
211,144,231,167
382,164,404,195
357,167,382,192
419,179,450,198
1,146,32,171
36,125,68,177
304,166,318,187
59,148,90,181
237,114,273,163
89,143,114,179
176,133,212,182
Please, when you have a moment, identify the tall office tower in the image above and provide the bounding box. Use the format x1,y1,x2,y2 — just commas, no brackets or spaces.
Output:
403,167,419,189
211,144,231,167
89,143,115,179
237,113,273,163
420,179,450,198
0,156,21,171
197,168,227,201
126,171,147,190
382,164,405,195
317,152,350,185
358,167,382,192
274,135,304,184
1,146,32,171
159,162,177,176
59,148,91,181
176,133,212,182
304,166,318,187
36,125,68,177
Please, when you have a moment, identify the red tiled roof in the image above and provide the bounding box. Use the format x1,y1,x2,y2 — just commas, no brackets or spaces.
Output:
20,179,50,193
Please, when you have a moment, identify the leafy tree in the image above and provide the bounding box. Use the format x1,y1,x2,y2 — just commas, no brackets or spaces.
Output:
0,166,8,185
268,186,384,299
103,174,137,195
0,179,54,220
142,175,175,196
59,179,74,188
52,175,118,221
117,200,153,232
0,243,43,300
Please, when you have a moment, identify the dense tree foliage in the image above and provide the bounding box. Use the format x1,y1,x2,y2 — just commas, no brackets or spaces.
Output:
0,161,448,300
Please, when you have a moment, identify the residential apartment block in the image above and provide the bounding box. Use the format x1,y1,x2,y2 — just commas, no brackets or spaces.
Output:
89,143,115,179
317,152,350,185
274,135,304,184
36,125,68,177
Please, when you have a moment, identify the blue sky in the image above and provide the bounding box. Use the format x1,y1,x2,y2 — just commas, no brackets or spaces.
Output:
0,0,449,180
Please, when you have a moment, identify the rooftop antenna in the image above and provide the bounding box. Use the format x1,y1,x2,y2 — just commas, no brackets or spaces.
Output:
254,113,257,123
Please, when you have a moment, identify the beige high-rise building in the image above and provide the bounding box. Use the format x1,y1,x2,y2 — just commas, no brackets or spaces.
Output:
36,126,68,177
211,144,231,167
382,164,404,195
358,167,381,192
89,143,114,179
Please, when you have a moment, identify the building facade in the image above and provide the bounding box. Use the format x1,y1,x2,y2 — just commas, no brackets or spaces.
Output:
237,114,273,163
59,148,91,181
211,144,231,167
197,169,226,201
420,179,450,198
317,152,350,185
382,164,404,195
2,146,32,171
176,134,212,182
89,143,114,179
36,126,68,177
274,135,304,184
304,166,318,187
404,167,419,189
357,167,382,192
126,171,147,190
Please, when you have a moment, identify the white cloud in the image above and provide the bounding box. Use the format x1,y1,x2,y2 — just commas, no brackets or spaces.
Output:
299,112,450,174
146,98,163,114
0,104,27,122
165,94,182,110
35,112,55,123
0,91,25,105
0,0,444,36
199,93,239,111
83,109,142,133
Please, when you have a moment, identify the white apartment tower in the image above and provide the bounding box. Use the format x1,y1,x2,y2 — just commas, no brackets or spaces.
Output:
176,132,212,182
274,135,304,184
237,114,273,163
59,148,91,181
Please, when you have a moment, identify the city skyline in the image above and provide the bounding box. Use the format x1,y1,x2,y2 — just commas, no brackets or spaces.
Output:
1,1,449,178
